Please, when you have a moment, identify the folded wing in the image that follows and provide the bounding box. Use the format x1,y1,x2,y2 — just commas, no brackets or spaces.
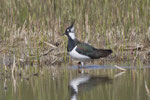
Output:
76,42,112,59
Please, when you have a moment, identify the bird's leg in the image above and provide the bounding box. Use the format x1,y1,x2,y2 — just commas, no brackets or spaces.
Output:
77,61,85,74
77,62,81,73
80,62,85,74
77,62,81,68
81,62,85,66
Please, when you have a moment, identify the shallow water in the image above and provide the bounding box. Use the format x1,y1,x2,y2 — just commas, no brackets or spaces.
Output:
0,65,150,100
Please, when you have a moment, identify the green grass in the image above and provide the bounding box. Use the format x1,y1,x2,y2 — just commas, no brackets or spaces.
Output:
0,0,150,68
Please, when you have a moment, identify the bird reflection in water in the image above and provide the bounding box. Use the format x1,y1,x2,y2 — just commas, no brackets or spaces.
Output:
69,74,112,100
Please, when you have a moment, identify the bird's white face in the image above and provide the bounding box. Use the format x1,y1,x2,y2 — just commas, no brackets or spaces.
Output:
69,32,76,40
67,26,76,40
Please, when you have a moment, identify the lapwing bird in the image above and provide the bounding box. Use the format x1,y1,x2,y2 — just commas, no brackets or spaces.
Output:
63,23,113,68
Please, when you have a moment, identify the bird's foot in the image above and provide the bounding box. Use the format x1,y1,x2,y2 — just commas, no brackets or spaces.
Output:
78,62,85,68
78,62,85,74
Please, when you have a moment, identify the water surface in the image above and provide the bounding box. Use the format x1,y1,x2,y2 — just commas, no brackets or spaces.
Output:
0,65,150,100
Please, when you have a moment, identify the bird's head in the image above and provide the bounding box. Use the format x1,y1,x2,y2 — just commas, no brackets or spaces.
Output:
63,22,76,40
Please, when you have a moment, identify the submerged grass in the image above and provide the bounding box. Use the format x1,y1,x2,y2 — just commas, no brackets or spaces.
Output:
0,0,150,71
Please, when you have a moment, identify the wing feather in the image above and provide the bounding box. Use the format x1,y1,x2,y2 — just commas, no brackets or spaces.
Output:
76,42,112,59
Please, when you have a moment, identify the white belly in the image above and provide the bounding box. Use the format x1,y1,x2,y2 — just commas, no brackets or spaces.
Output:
69,46,90,61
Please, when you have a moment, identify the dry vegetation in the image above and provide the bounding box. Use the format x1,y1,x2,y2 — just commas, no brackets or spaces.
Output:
0,0,150,69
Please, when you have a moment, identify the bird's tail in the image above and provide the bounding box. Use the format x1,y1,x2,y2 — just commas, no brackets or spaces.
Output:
97,49,113,57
